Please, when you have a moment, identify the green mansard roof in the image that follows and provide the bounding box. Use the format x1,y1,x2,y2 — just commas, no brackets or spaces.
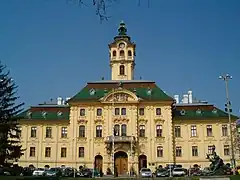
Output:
173,104,238,121
18,105,70,121
69,80,173,102
17,80,238,122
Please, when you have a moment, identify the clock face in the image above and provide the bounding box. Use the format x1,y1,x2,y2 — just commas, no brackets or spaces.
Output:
119,43,125,49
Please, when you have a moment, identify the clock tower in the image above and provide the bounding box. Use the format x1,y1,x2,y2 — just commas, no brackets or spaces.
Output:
109,21,136,81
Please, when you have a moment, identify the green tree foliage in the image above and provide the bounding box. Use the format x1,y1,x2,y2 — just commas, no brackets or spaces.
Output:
0,62,24,165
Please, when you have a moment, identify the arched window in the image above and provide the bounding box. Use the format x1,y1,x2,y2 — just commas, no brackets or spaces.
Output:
112,50,116,57
119,65,125,75
120,50,125,57
114,124,120,136
121,124,127,136
79,125,85,137
139,125,145,137
96,125,102,137
156,125,163,137
128,50,132,56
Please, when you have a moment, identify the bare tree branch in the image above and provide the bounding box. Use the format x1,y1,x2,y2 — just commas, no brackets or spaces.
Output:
67,0,151,22
68,0,116,22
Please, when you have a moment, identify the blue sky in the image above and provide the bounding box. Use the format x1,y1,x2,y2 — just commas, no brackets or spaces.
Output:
0,0,239,114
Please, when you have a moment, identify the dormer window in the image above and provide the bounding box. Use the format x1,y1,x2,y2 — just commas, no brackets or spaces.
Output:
180,109,185,115
27,111,32,119
212,108,218,114
57,111,63,117
89,88,96,96
119,65,125,75
196,109,201,115
120,50,125,57
42,111,47,118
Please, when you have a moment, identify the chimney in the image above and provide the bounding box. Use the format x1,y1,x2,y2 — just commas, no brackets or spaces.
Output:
188,90,193,104
182,94,189,104
174,95,179,104
57,97,62,105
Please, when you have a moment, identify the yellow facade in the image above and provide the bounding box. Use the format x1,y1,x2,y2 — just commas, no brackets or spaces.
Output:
18,22,237,175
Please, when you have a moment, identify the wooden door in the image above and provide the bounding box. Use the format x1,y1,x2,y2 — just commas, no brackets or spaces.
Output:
95,158,103,172
115,157,128,175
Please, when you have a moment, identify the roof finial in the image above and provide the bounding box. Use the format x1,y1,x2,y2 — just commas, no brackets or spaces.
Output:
118,20,127,36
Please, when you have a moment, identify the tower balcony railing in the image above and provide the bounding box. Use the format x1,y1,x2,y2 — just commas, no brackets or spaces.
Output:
105,135,136,143
119,56,125,60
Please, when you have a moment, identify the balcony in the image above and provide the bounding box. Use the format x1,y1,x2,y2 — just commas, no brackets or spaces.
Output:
105,136,136,143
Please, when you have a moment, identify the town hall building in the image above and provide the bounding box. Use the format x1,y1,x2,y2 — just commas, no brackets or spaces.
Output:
18,21,238,175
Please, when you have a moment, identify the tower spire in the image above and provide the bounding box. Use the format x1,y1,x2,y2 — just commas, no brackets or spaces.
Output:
118,20,127,36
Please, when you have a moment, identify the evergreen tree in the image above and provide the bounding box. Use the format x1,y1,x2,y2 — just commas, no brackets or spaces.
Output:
0,62,24,165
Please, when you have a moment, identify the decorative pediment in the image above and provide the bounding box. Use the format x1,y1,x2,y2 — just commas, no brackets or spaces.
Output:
113,116,129,124
101,89,139,103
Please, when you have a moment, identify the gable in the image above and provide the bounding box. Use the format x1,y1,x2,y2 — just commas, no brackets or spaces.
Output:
101,89,139,103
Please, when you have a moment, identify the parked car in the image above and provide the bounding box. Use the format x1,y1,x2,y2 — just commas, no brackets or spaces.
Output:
140,168,152,178
156,168,169,177
32,168,45,176
189,167,202,176
172,168,186,177
43,168,62,177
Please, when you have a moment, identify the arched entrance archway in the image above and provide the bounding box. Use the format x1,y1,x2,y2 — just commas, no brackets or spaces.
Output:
114,151,128,175
94,155,103,173
138,155,147,171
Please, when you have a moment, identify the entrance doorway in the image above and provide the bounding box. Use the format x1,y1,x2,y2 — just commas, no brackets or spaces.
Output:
138,155,147,171
94,155,103,173
114,151,128,175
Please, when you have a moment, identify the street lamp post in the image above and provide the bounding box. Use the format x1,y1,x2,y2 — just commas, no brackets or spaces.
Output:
219,74,236,174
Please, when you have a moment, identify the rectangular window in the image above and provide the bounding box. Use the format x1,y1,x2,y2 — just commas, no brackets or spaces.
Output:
30,147,35,157
208,145,214,154
79,126,85,137
80,109,85,116
207,125,213,136
121,108,126,115
121,124,127,136
115,108,120,115
96,108,102,116
61,147,67,158
191,125,197,137
174,126,181,137
139,125,145,137
96,125,102,137
192,146,198,156
79,147,84,157
61,127,67,138
157,146,163,157
222,125,228,136
156,108,161,115
139,108,144,116
176,146,182,157
156,125,163,137
224,145,230,156
45,147,51,157
46,127,52,138
30,127,37,138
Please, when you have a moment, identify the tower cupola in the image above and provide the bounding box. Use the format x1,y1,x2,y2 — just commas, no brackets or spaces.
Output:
109,21,136,81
